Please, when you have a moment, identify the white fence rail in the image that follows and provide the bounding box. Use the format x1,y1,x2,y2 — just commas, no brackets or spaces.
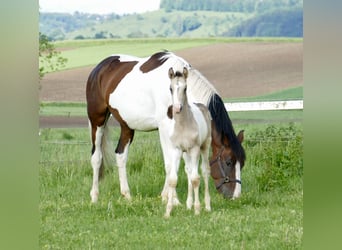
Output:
224,100,303,112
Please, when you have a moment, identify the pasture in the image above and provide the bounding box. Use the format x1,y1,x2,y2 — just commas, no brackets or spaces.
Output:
39,38,303,248
40,121,303,249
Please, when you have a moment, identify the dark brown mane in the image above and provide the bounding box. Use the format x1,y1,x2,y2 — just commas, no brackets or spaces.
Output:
140,52,170,73
208,93,246,166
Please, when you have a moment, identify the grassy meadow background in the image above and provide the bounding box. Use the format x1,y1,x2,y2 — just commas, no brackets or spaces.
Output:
39,38,303,249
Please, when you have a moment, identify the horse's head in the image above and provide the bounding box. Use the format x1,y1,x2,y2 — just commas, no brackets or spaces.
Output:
168,67,189,114
210,128,245,199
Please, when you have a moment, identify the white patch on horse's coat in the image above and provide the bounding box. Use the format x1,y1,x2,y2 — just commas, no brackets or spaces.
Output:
90,125,105,203
191,104,209,143
114,54,141,62
232,161,241,199
108,53,190,131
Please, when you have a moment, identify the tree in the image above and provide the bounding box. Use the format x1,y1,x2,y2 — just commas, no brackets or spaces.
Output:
39,32,67,79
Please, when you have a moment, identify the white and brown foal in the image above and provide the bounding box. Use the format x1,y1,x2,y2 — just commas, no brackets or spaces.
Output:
165,67,212,218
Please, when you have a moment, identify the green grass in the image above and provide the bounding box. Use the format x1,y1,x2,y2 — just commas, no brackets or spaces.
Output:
54,38,228,71
46,37,302,72
39,102,87,117
225,86,303,102
40,122,303,249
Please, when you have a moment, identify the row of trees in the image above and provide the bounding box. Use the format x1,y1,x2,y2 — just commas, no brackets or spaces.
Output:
160,0,302,13
227,8,303,37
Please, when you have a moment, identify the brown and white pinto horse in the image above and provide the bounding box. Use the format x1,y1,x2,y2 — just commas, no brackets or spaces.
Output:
86,51,245,204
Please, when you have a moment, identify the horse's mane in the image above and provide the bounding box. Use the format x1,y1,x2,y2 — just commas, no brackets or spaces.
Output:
187,68,217,106
187,67,246,163
209,94,246,162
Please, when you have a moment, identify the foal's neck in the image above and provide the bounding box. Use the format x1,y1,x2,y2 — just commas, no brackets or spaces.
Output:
173,100,193,125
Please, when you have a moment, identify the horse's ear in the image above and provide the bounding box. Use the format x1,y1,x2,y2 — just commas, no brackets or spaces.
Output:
237,130,244,143
183,67,188,79
168,67,174,79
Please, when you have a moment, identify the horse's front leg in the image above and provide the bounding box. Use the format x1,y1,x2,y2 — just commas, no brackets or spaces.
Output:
201,140,211,212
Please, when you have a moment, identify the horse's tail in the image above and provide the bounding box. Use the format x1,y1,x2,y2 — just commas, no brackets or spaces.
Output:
88,117,116,179
100,120,116,179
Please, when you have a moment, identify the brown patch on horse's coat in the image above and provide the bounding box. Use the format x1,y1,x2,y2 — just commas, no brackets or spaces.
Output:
87,56,138,120
86,56,138,149
140,52,170,73
108,107,135,154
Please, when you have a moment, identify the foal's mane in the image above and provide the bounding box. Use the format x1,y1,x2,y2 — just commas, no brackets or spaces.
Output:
187,67,246,163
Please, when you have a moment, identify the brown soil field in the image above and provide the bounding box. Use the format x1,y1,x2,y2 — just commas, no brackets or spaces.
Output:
39,42,302,127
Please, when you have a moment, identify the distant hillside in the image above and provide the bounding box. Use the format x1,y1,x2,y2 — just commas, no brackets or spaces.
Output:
40,4,303,41
227,8,303,37
40,10,252,40
160,0,303,13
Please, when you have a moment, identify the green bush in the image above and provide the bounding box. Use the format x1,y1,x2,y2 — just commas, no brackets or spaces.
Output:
246,123,303,192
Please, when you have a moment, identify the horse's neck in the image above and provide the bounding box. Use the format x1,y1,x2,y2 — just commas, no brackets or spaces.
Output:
211,122,226,153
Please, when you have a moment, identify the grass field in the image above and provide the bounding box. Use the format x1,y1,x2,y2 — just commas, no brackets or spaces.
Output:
44,37,302,72
39,121,303,249
40,37,303,248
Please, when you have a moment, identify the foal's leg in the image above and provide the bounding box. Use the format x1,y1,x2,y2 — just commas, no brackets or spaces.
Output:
90,124,105,203
183,153,193,210
158,121,180,205
200,141,211,211
188,147,201,215
165,148,182,218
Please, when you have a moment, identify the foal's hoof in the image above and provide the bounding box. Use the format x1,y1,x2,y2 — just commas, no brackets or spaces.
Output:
173,197,181,206
121,192,132,201
90,190,98,203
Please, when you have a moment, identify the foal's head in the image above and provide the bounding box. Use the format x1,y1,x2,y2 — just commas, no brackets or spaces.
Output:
168,67,189,114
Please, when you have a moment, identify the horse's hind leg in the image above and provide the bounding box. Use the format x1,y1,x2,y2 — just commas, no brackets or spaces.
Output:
110,108,134,200
89,122,106,203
